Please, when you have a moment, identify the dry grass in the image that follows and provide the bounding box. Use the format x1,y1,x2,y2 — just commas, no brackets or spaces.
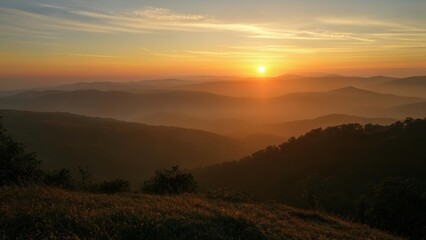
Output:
0,187,402,240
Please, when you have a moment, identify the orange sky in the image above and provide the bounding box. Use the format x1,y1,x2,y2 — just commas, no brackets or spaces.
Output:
1,0,426,88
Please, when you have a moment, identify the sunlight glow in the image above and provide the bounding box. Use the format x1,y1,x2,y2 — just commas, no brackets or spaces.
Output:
257,66,266,74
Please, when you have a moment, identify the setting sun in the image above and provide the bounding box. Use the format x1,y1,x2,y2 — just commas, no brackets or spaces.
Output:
0,1,425,239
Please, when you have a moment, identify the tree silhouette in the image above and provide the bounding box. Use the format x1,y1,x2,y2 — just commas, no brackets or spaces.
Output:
0,117,41,185
44,168,75,189
78,166,92,187
142,166,197,195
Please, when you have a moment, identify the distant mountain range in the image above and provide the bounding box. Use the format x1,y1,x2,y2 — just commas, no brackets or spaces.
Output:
0,74,424,147
0,85,423,143
0,110,253,183
0,86,422,124
2,74,424,98
372,76,426,97
173,75,395,97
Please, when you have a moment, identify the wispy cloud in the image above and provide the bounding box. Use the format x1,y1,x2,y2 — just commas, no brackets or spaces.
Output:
69,53,117,58
120,7,207,21
38,3,68,10
319,17,425,32
0,3,383,44
1,2,425,57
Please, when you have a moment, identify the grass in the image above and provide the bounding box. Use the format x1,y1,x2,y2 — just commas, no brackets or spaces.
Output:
0,187,402,240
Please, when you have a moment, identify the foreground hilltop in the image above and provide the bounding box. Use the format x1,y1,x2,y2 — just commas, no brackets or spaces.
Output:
0,187,400,240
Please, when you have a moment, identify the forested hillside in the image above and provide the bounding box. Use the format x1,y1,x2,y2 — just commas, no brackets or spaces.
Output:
195,118,426,215
0,110,252,183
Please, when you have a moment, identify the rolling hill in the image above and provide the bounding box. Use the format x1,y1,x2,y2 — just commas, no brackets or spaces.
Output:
389,101,426,118
49,79,195,92
262,86,422,120
3,75,423,100
175,75,396,98
373,76,426,97
0,187,401,240
0,79,195,97
0,110,253,183
0,87,421,128
269,114,397,138
0,90,257,125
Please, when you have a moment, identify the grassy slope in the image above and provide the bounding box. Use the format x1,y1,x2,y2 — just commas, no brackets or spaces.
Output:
0,187,400,240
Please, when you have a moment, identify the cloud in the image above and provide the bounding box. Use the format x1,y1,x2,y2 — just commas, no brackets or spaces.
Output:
0,7,140,34
38,3,68,10
69,53,117,58
319,17,424,32
1,2,425,54
1,3,374,43
121,7,207,21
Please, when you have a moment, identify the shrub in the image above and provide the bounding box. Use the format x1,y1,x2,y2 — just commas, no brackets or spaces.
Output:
0,118,41,185
142,166,197,195
44,169,76,189
96,179,131,194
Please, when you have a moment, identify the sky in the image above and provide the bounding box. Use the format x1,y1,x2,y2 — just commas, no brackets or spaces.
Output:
1,0,426,89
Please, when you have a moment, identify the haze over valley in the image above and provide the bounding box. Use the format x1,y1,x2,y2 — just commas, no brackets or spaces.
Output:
1,0,425,239
1,75,424,146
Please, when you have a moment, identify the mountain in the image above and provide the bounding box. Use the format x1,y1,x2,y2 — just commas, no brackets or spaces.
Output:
269,114,397,138
2,75,420,99
373,76,426,97
2,87,420,119
281,86,422,107
265,86,423,120
0,79,195,97
389,101,426,118
0,187,401,240
50,79,195,92
0,89,253,122
0,110,253,183
194,119,426,216
175,75,396,98
0,88,421,135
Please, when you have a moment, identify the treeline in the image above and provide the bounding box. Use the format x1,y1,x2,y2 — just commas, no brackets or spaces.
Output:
195,118,426,239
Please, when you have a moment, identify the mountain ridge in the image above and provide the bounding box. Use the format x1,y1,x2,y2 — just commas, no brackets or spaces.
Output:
0,109,254,183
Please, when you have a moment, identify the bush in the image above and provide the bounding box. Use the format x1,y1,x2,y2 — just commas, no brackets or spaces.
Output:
96,179,131,194
142,166,197,195
0,118,41,185
44,169,76,189
357,177,426,239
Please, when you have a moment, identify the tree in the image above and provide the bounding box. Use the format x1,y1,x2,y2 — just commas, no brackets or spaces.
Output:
78,166,92,187
142,166,197,195
0,118,41,185
44,168,76,189
357,178,426,239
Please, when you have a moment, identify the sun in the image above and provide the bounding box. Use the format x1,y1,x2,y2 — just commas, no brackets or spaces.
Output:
257,66,266,74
